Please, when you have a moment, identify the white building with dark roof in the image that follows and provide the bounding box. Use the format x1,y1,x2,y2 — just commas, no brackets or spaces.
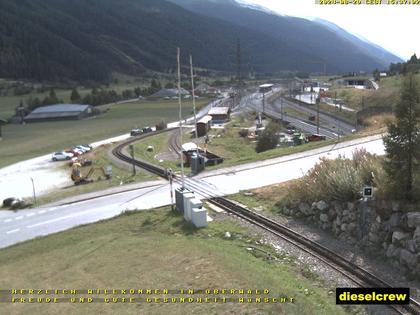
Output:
24,104,93,123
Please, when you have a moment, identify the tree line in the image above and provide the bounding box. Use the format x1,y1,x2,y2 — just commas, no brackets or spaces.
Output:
21,79,167,112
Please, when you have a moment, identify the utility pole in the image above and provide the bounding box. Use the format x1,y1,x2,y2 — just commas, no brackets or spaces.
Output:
190,54,200,160
129,145,136,176
168,169,174,211
280,97,284,121
262,91,265,115
177,48,185,188
316,97,320,135
30,177,37,206
190,55,198,141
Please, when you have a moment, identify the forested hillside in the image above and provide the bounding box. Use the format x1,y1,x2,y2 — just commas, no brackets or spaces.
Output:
0,0,402,83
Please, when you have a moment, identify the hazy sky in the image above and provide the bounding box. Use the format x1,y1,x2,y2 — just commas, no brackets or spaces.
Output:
242,0,419,60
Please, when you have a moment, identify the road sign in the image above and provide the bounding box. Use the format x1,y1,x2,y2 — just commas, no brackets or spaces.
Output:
363,186,373,198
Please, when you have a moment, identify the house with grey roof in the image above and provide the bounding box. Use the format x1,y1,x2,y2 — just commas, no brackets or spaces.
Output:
24,104,93,123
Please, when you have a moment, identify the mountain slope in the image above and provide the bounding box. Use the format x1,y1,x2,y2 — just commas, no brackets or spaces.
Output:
169,0,402,72
313,18,402,67
0,0,402,82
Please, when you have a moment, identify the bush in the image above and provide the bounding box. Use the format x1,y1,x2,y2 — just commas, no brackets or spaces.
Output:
155,121,167,130
256,121,280,153
285,149,388,203
238,129,248,138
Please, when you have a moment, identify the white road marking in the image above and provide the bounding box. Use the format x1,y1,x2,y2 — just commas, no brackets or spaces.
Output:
6,229,20,234
27,213,35,217
27,206,106,229
4,219,12,223
15,216,24,220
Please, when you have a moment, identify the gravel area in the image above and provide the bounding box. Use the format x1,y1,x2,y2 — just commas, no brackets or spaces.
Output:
209,206,418,315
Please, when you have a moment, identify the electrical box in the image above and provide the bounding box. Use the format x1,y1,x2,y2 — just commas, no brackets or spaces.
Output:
183,192,196,221
191,154,205,175
175,187,190,213
191,207,208,228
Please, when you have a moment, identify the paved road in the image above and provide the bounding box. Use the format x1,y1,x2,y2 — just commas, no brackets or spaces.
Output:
0,134,384,249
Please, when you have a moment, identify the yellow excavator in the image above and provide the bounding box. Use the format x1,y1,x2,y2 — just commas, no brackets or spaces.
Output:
71,162,112,185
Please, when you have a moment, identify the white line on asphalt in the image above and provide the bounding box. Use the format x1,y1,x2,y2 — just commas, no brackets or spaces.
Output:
4,219,12,223
27,213,35,217
15,216,24,220
26,206,107,229
6,229,20,234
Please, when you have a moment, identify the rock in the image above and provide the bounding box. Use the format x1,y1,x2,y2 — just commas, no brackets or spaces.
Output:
348,212,356,221
382,242,389,251
341,223,347,232
376,216,382,223
392,201,400,212
316,200,328,212
299,203,311,215
413,227,420,248
321,223,329,230
328,208,336,219
224,232,231,239
342,209,350,218
386,244,401,259
320,213,329,223
334,202,343,214
368,232,380,244
335,216,342,226
347,202,355,212
400,249,417,268
407,240,417,253
347,222,356,232
392,231,410,245
406,212,420,229
389,213,402,229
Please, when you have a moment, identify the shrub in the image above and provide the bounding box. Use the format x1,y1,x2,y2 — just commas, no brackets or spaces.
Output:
238,129,248,138
256,121,280,153
285,149,388,203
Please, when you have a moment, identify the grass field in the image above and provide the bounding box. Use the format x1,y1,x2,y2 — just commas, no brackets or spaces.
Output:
0,207,352,315
0,88,93,118
131,116,351,174
0,98,210,169
327,74,420,111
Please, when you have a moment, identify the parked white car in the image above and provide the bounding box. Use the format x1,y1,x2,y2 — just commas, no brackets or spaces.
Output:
74,145,90,153
52,151,74,161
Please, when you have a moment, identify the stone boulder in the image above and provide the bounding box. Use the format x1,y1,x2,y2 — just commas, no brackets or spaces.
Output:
389,213,402,229
406,212,420,229
316,200,329,212
347,202,355,212
299,203,313,216
392,231,410,245
386,244,401,259
400,249,418,268
413,226,420,249
320,213,329,223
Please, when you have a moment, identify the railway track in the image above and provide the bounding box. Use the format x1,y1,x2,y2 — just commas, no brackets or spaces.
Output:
112,130,420,315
